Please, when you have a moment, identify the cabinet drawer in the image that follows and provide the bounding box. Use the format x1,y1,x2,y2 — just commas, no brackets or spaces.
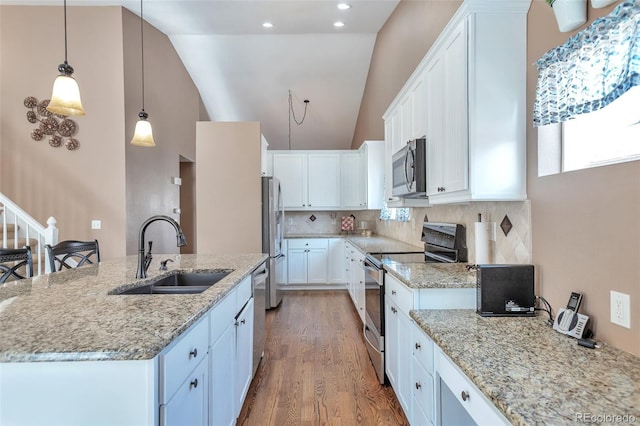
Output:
236,276,252,311
287,238,328,250
210,291,236,345
161,317,209,403
436,348,508,425
413,358,435,424
385,274,414,314
413,326,434,375
161,354,208,426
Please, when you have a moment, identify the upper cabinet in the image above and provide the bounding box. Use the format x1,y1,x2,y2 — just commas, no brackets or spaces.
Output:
383,0,531,206
270,143,383,211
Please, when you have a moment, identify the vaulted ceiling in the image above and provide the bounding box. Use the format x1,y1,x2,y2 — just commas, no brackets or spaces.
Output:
4,0,400,150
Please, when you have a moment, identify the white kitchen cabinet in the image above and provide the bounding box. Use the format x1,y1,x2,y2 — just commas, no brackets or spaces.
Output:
435,347,509,425
161,355,209,426
412,323,436,426
308,153,341,208
261,134,269,176
272,152,341,210
235,297,254,416
272,153,307,209
359,140,385,210
341,152,363,209
383,0,529,206
328,238,347,284
209,318,235,426
286,239,328,284
344,241,365,322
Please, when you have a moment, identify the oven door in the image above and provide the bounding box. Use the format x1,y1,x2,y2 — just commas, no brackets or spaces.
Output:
362,257,385,384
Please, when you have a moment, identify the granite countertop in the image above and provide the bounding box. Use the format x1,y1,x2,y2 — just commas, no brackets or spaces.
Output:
346,235,423,254
411,309,640,425
0,253,267,363
384,262,476,289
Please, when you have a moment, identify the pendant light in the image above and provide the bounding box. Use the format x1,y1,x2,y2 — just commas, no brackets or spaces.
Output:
47,0,85,117
130,0,156,147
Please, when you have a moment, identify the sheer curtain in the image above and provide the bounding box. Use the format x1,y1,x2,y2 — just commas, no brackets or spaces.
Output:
533,0,640,127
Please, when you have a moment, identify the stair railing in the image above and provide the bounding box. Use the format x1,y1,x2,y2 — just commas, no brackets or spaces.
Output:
0,192,59,276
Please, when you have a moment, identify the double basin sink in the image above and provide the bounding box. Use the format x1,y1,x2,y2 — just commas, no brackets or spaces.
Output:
114,270,233,295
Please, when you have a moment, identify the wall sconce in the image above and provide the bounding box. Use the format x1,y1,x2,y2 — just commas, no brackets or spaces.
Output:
25,96,79,150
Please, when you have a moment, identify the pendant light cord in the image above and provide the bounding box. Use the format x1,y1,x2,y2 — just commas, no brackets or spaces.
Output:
288,90,309,150
63,0,68,64
140,0,145,112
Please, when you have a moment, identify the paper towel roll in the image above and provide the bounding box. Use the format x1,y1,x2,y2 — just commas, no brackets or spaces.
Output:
475,222,495,264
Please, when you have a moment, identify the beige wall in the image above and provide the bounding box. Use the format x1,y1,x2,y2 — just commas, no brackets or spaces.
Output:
122,8,202,255
0,6,127,259
527,1,639,356
350,0,461,149
0,6,204,259
195,122,262,254
356,0,639,355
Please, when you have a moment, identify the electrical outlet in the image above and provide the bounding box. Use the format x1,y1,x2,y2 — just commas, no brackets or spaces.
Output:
91,220,101,230
610,291,631,329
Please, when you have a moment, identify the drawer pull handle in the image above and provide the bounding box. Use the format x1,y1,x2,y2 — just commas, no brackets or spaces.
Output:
189,348,198,359
415,382,421,390
391,290,397,295
461,391,470,401
190,378,198,389
415,343,421,350
241,319,246,325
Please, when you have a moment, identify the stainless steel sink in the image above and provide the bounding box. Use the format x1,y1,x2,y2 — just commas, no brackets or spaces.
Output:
114,270,233,295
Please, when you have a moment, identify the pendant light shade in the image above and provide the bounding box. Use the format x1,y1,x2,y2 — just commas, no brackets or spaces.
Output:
130,111,156,147
47,0,85,117
130,0,155,147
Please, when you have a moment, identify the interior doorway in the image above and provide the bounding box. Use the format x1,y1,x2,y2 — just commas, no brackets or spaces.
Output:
179,156,196,254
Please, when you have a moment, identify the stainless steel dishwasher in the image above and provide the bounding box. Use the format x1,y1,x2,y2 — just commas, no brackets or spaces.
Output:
252,261,268,376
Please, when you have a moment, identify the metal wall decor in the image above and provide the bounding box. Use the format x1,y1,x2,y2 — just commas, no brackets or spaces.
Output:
24,96,79,150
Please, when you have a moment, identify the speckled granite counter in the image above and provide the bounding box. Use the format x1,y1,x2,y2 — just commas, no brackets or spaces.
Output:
0,253,267,363
411,309,640,425
384,262,475,289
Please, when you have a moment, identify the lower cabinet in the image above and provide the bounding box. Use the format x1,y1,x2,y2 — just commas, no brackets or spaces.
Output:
286,239,328,284
209,319,236,426
345,241,365,322
235,297,254,414
161,356,209,426
411,321,509,426
385,295,412,416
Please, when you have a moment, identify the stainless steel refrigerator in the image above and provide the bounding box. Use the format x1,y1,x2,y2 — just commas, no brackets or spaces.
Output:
262,176,284,309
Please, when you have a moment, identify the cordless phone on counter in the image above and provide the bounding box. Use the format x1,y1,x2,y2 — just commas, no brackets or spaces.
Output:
553,292,589,339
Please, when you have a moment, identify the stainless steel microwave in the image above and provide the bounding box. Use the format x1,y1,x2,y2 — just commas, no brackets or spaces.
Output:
391,138,427,198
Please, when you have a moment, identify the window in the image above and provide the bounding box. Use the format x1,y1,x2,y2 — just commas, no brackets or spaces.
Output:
562,87,640,172
380,202,410,222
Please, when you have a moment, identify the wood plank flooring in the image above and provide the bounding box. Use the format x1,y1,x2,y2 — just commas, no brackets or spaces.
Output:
237,290,408,426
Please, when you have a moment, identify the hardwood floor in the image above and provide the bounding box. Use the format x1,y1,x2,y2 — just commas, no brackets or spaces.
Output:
237,290,408,426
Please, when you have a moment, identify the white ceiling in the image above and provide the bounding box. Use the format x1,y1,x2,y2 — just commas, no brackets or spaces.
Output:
3,0,400,149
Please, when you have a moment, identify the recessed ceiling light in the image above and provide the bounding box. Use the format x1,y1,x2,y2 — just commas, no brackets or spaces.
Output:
334,21,345,28
262,22,274,28
337,3,351,10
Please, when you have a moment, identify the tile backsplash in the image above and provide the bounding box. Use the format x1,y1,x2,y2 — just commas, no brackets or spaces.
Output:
376,201,532,264
284,210,381,236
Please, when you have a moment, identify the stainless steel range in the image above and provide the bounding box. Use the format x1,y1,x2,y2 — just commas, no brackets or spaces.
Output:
362,222,467,384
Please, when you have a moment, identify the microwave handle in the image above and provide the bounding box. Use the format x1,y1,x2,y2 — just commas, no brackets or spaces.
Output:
404,147,414,192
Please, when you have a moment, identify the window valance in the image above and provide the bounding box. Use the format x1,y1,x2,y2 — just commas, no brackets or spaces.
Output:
533,0,640,127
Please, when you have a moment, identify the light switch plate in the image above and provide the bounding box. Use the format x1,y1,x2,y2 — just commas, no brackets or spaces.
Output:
91,220,101,230
610,291,631,329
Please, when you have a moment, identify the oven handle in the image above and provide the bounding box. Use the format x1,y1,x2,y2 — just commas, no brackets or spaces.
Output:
363,323,382,355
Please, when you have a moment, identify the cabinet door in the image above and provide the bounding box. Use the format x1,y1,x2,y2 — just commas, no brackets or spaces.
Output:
385,296,399,389
287,248,307,284
328,239,346,284
235,298,254,416
400,94,413,146
396,311,412,417
384,118,396,203
442,20,469,195
340,152,362,209
273,153,307,208
162,357,209,426
307,153,341,208
306,248,328,284
425,53,445,197
209,324,235,426
411,73,427,139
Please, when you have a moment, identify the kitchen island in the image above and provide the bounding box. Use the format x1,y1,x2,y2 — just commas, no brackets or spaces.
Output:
0,253,267,425
411,309,640,425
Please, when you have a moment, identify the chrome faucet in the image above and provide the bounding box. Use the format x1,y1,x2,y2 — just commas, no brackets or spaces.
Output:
136,215,187,279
